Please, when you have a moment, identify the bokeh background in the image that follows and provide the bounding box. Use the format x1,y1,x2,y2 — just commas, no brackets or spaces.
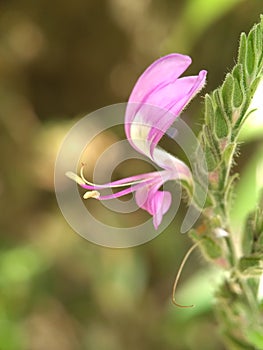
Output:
1,0,263,349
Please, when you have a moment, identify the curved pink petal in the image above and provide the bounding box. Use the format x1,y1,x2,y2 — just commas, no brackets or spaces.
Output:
128,54,192,105
140,73,207,116
125,53,207,158
135,186,172,229
147,71,207,154
152,191,172,229
125,54,192,142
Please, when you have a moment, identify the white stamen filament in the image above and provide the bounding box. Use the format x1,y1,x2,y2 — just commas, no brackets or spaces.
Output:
79,165,151,189
66,168,148,189
65,171,86,186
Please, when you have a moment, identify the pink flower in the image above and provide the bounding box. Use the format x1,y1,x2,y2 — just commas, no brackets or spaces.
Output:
66,54,207,229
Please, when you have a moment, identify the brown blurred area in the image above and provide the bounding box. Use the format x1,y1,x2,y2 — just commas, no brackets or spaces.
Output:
0,1,262,349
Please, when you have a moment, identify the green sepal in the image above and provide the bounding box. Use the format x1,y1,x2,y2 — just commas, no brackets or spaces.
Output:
247,75,262,102
242,21,263,85
233,79,245,110
253,22,263,59
204,124,221,156
238,255,263,276
223,173,239,209
233,76,262,132
244,23,262,78
237,32,247,69
252,207,263,254
242,212,255,256
221,73,234,117
205,146,217,171
258,233,263,252
222,142,236,165
242,191,263,255
214,105,229,139
213,89,231,124
215,279,262,349
232,63,244,85
200,236,223,261
189,229,223,261
245,26,257,76
192,180,214,209
204,93,215,124
202,124,221,171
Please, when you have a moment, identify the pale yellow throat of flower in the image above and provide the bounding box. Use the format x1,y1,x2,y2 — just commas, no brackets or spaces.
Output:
129,115,151,156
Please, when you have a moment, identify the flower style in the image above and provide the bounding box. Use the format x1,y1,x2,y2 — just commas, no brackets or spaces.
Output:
66,54,207,229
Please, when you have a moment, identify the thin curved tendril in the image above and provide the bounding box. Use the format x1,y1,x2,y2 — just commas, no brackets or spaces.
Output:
172,241,200,308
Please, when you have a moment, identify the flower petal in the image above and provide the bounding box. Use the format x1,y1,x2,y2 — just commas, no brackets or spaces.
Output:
152,148,192,181
128,54,192,105
125,53,207,157
135,186,172,229
147,71,207,154
125,54,192,142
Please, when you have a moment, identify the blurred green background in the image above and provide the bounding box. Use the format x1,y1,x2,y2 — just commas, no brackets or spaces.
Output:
1,1,263,349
